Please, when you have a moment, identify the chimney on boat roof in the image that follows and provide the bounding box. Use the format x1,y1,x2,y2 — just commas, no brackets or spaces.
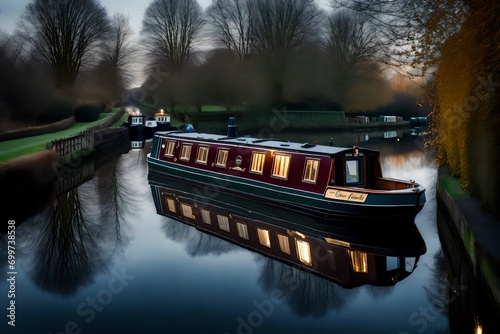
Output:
227,117,238,138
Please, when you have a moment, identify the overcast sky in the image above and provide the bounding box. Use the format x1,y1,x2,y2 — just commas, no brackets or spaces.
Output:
1,0,331,37
0,0,214,37
0,0,331,86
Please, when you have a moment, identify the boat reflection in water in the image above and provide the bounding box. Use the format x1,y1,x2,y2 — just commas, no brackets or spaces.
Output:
149,174,427,288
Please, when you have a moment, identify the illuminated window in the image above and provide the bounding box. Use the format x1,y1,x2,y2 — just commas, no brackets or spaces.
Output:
200,209,211,224
296,240,312,266
217,215,230,232
180,144,192,161
181,203,193,218
349,250,368,273
236,222,249,240
272,154,291,179
257,228,271,248
250,152,266,174
216,149,229,168
345,160,360,184
166,198,176,213
164,141,176,157
196,146,209,164
277,234,290,254
303,159,320,183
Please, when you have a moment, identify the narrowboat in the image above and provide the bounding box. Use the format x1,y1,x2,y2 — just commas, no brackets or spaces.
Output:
155,109,173,131
124,107,175,138
410,117,428,127
147,118,426,222
145,117,158,137
123,109,146,137
149,174,426,287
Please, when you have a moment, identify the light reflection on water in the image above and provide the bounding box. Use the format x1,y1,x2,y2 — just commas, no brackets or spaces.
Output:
0,126,462,334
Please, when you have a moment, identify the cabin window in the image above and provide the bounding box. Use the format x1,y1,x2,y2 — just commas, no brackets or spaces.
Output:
236,222,249,240
302,158,320,183
296,240,312,266
250,152,266,174
196,146,210,164
166,198,176,213
349,250,368,273
180,144,192,161
131,117,142,125
180,203,193,219
272,154,291,179
257,228,271,248
345,160,360,184
217,215,230,232
277,234,291,254
327,250,337,272
216,149,229,168
200,209,211,224
164,141,176,157
386,257,400,271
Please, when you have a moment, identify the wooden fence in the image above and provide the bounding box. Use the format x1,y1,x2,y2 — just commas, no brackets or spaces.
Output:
47,130,94,158
55,159,95,196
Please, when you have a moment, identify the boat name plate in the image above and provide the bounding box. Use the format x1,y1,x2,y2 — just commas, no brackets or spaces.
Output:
324,189,368,203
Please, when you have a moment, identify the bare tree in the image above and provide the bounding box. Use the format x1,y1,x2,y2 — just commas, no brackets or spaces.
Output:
100,13,138,87
207,0,254,61
331,0,467,78
0,33,64,125
141,0,204,74
0,32,27,65
323,10,379,76
322,10,389,109
20,0,111,88
250,0,322,107
251,0,321,62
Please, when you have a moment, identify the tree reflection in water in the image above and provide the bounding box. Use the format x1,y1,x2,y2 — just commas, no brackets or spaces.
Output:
28,154,141,296
424,249,449,317
161,218,239,256
161,214,355,318
255,256,352,318
94,154,146,253
30,188,105,296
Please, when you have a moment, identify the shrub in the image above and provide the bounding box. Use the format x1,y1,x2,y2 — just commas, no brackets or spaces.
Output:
74,103,104,122
37,98,74,124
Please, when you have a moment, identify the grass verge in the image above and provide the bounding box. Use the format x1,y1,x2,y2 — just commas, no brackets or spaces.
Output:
0,108,122,162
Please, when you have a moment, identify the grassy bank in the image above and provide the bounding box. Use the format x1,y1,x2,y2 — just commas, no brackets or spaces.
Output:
0,108,123,162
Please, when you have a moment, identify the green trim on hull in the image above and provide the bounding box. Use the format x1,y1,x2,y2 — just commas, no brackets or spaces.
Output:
147,157,424,220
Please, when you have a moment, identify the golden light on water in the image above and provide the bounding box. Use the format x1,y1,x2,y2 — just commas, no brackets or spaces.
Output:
474,315,483,334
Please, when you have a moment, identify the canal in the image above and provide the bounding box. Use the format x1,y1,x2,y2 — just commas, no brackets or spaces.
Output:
0,126,495,333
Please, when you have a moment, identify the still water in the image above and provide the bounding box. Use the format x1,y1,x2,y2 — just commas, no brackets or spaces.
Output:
0,126,490,333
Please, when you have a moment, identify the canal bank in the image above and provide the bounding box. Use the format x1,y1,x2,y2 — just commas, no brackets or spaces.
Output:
437,165,500,316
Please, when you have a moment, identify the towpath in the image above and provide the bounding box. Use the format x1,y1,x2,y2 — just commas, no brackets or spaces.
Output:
0,109,126,162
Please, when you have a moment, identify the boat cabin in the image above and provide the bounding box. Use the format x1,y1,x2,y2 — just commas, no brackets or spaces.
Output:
128,114,145,126
147,118,425,221
155,110,171,124
152,131,388,195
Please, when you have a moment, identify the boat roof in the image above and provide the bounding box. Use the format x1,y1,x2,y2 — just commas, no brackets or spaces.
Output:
156,131,379,156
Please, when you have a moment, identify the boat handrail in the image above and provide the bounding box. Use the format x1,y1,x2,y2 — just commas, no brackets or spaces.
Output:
252,138,290,144
218,136,245,141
